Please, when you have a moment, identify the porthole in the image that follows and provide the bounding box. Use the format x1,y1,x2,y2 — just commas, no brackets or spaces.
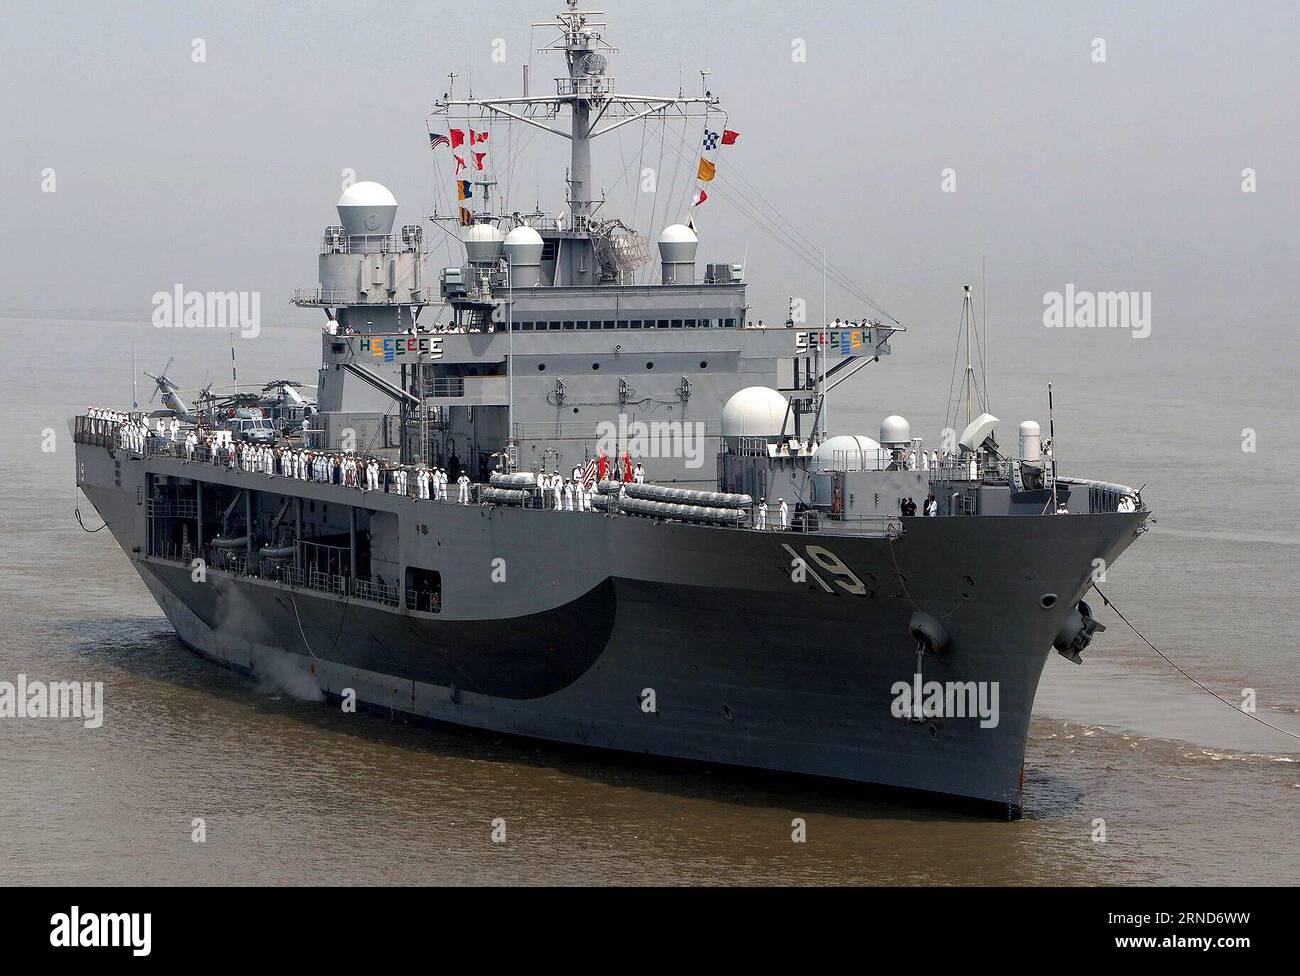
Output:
699,360,708,369
645,361,654,370
572,407,579,414
537,363,546,371
1040,593,1058,609
592,362,600,370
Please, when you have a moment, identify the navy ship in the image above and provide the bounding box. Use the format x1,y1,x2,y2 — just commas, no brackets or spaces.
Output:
73,1,1150,817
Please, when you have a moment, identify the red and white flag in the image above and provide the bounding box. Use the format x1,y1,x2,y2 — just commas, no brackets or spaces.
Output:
692,188,708,206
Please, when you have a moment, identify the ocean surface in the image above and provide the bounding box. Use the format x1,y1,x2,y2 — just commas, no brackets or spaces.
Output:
1,314,1296,885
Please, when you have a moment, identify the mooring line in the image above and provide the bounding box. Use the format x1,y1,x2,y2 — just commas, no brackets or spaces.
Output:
1092,584,1300,742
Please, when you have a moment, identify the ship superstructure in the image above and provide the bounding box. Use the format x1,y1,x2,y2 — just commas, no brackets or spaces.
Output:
73,2,1150,817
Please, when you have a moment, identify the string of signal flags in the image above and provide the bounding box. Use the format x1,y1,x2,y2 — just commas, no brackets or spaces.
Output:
429,127,490,226
427,122,740,224
692,127,740,208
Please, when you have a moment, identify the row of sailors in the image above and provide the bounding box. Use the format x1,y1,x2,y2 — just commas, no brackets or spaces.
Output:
539,472,599,511
88,409,185,442
901,449,963,472
172,434,475,503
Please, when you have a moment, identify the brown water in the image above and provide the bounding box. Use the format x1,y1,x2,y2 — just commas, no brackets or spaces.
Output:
1,316,1296,885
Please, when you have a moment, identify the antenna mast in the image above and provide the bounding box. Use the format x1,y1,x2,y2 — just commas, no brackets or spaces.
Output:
435,1,717,233
957,284,988,427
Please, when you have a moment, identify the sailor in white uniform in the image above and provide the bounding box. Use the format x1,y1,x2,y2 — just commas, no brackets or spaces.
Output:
552,473,563,510
756,500,767,529
458,472,470,504
778,498,789,529
563,479,575,511
634,462,645,484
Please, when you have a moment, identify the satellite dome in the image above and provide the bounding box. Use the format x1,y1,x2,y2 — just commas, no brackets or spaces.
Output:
503,226,545,286
879,415,911,448
658,224,698,284
336,181,398,236
464,223,506,265
813,434,885,472
722,387,789,443
657,223,698,261
503,226,544,263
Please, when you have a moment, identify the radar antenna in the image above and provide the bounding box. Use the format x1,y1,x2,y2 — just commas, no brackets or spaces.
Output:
435,2,719,233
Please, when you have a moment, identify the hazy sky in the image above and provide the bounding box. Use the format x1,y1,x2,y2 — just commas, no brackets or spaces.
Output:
3,0,1297,338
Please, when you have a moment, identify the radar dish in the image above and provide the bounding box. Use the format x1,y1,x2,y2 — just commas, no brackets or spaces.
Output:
610,230,650,272
959,412,1000,451
574,51,607,75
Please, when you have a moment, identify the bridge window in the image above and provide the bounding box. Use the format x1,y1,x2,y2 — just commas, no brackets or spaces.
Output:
602,320,615,330
685,318,698,327
562,320,575,330
547,321,560,331
576,320,589,329
671,319,683,328
617,319,630,329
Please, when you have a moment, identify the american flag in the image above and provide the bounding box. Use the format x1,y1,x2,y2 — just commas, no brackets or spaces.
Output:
428,132,450,149
581,457,598,485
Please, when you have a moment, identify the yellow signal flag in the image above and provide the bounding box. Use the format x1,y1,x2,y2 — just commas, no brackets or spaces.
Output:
697,157,716,182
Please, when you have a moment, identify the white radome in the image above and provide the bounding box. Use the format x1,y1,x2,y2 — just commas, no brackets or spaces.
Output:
879,415,912,447
722,387,789,442
336,181,398,209
813,434,885,472
502,226,544,262
657,223,698,245
657,223,699,266
465,223,506,264
336,180,399,236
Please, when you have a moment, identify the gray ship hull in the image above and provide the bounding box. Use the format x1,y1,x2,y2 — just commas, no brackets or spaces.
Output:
78,444,1147,816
